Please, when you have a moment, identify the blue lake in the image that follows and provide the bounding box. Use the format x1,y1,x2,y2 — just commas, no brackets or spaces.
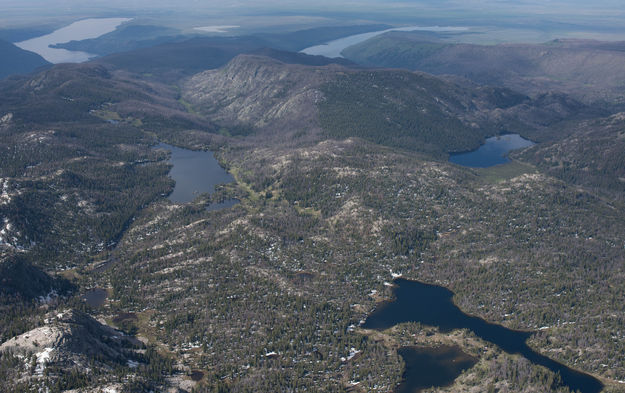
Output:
396,345,476,393
156,143,236,205
301,26,468,59
364,279,603,393
449,134,535,168
15,18,131,63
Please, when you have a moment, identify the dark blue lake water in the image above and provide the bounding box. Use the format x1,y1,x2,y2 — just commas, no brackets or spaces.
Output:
157,143,236,205
449,134,535,168
84,288,107,307
364,279,603,393
396,346,476,393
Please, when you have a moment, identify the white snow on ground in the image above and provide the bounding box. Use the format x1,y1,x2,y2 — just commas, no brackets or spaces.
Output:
35,348,54,376
341,348,361,362
0,217,16,247
39,290,59,304
0,113,12,125
0,179,10,205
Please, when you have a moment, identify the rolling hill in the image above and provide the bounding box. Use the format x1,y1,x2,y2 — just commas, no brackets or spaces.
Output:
0,39,50,79
342,32,625,105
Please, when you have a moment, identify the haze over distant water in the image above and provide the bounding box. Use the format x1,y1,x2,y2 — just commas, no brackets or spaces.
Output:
194,25,240,33
15,18,131,63
301,26,468,58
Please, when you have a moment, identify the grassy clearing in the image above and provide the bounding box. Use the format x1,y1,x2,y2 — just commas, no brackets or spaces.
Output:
476,160,537,183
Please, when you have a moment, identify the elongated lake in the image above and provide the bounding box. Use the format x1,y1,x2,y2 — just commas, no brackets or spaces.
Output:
449,134,534,168
156,143,236,205
301,26,468,59
15,18,131,63
364,278,603,393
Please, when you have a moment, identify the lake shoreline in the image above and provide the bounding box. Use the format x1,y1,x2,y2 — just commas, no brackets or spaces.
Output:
364,277,604,393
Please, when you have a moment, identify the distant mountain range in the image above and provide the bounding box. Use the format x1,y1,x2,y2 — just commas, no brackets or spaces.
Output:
342,31,625,105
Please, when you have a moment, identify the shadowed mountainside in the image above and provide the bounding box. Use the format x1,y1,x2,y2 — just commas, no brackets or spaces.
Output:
183,54,596,155
0,39,50,80
517,112,625,199
342,32,625,105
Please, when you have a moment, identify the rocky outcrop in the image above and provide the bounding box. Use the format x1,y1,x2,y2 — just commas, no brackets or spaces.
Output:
183,54,337,134
0,309,143,379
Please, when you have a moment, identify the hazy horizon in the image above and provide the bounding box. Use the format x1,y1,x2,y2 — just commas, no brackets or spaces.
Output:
2,0,625,43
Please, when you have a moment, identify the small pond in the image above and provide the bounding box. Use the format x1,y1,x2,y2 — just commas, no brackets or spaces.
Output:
156,143,237,206
364,278,603,393
449,134,534,168
84,288,107,308
396,345,477,393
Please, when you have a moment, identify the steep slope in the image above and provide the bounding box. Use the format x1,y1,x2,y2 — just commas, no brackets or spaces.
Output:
343,32,625,105
0,39,50,80
0,255,73,301
0,309,160,392
184,54,592,155
184,55,337,136
517,112,625,198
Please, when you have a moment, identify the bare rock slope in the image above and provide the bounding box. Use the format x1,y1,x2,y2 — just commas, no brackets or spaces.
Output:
183,54,337,134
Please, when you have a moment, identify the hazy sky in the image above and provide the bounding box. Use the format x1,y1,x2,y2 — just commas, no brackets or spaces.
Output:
3,0,624,14
2,0,624,36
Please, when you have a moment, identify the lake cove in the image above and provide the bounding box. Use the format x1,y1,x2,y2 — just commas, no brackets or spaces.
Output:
156,143,236,206
15,18,131,63
363,278,603,393
449,134,535,168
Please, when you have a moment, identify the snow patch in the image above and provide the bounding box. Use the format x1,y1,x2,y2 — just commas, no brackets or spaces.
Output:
341,348,361,362
0,113,12,124
0,216,19,248
39,290,58,304
35,347,54,375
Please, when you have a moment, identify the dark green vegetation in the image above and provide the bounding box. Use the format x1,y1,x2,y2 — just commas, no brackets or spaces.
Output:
0,39,50,79
0,30,625,393
318,70,597,156
93,24,384,80
517,113,625,200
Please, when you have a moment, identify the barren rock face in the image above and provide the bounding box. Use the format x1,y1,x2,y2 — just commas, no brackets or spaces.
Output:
183,54,334,133
0,309,142,380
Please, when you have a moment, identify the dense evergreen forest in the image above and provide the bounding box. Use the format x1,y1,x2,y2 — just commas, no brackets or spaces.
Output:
1,22,625,393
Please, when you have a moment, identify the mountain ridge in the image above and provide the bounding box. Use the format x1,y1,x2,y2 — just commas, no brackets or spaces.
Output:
0,39,50,80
